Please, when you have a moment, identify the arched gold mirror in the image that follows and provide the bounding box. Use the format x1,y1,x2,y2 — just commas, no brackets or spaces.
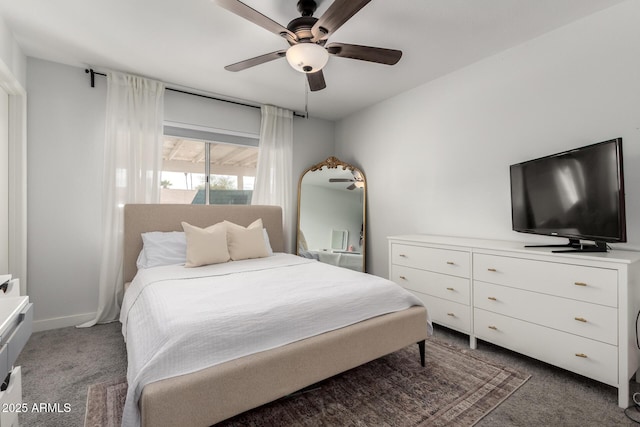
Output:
297,156,366,272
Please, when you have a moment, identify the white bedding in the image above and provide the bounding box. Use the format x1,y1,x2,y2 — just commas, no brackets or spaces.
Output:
120,253,426,427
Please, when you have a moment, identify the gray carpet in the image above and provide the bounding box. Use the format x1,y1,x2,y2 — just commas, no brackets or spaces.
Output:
16,323,127,427
14,322,640,426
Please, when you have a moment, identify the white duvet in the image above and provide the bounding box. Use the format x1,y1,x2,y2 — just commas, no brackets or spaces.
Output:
120,253,426,427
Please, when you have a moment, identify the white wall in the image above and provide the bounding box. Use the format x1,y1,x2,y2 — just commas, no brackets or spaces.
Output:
336,0,640,278
26,58,335,330
27,58,105,330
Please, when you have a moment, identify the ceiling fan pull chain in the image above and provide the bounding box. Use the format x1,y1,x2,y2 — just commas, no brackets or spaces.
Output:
305,76,309,119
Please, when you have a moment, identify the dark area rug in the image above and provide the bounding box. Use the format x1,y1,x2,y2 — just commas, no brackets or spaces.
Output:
85,339,529,427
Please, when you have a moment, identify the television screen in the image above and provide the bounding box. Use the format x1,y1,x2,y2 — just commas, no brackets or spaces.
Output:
510,138,626,249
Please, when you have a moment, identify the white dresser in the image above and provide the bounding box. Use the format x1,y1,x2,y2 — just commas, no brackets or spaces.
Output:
388,234,640,408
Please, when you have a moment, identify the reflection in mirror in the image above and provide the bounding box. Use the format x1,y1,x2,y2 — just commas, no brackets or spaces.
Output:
297,157,366,272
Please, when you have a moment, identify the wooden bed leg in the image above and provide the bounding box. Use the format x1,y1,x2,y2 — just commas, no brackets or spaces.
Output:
418,340,425,367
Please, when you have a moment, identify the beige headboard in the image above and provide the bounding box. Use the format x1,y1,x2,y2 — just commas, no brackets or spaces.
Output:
123,204,285,284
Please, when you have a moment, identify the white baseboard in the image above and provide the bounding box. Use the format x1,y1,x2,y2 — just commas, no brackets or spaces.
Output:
33,312,97,332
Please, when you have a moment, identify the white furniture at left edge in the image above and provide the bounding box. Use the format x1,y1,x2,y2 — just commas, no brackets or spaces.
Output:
388,234,640,408
0,278,33,427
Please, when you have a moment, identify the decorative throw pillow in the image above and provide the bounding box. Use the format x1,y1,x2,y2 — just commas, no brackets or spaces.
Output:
181,221,230,267
225,219,270,261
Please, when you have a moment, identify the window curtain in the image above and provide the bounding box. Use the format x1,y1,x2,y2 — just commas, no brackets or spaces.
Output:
251,105,293,253
79,71,165,327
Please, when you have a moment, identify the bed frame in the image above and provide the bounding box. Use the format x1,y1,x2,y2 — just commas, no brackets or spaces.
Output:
123,204,429,427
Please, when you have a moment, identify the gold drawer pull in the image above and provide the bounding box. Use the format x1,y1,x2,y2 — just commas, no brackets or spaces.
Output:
487,296,497,301
487,268,497,272
574,282,588,287
399,275,407,280
446,261,455,265
575,353,588,358
488,325,498,330
399,254,407,258
446,287,455,291
574,317,587,323
447,312,455,317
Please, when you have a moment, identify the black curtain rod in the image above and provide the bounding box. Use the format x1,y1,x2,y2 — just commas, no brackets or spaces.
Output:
84,68,306,118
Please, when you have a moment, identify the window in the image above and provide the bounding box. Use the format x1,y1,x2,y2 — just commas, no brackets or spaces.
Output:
160,135,258,205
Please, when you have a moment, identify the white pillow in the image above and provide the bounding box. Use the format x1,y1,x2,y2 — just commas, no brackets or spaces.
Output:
225,219,270,261
137,231,187,269
136,248,148,269
263,228,274,256
182,221,230,267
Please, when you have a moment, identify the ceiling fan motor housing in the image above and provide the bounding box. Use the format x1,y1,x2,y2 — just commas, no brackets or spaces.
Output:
287,16,317,41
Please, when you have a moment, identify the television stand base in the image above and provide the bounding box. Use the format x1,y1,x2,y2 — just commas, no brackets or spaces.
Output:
525,239,608,253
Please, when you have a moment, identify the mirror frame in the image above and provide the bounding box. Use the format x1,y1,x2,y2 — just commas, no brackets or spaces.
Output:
296,156,367,272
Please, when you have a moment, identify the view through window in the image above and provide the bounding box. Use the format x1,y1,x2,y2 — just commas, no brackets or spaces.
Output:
160,136,258,204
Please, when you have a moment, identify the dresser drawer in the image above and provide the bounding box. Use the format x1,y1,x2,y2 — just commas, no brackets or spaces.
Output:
392,265,470,305
474,309,618,386
391,244,470,278
409,291,470,334
7,303,32,368
474,281,617,345
473,253,618,307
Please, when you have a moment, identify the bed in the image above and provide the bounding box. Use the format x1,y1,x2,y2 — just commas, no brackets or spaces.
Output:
121,204,429,427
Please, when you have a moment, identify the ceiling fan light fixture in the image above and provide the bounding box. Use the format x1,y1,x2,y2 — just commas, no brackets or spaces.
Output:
286,43,329,73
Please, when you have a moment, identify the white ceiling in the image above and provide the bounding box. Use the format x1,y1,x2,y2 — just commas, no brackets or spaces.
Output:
0,0,627,121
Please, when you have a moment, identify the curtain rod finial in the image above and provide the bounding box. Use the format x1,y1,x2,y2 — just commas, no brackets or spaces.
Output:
85,68,95,88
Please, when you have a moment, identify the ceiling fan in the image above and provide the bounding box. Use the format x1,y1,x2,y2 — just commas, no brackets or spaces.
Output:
215,0,403,91
329,170,364,190
330,178,359,190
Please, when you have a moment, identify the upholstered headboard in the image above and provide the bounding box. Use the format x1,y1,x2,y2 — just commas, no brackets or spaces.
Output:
123,204,285,284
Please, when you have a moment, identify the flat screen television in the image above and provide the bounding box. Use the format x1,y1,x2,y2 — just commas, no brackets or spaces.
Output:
510,138,626,252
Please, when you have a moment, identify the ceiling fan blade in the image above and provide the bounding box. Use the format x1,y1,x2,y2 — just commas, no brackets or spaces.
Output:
347,183,357,190
307,70,326,92
225,50,287,72
311,0,372,41
215,0,297,42
329,178,354,182
326,43,402,65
